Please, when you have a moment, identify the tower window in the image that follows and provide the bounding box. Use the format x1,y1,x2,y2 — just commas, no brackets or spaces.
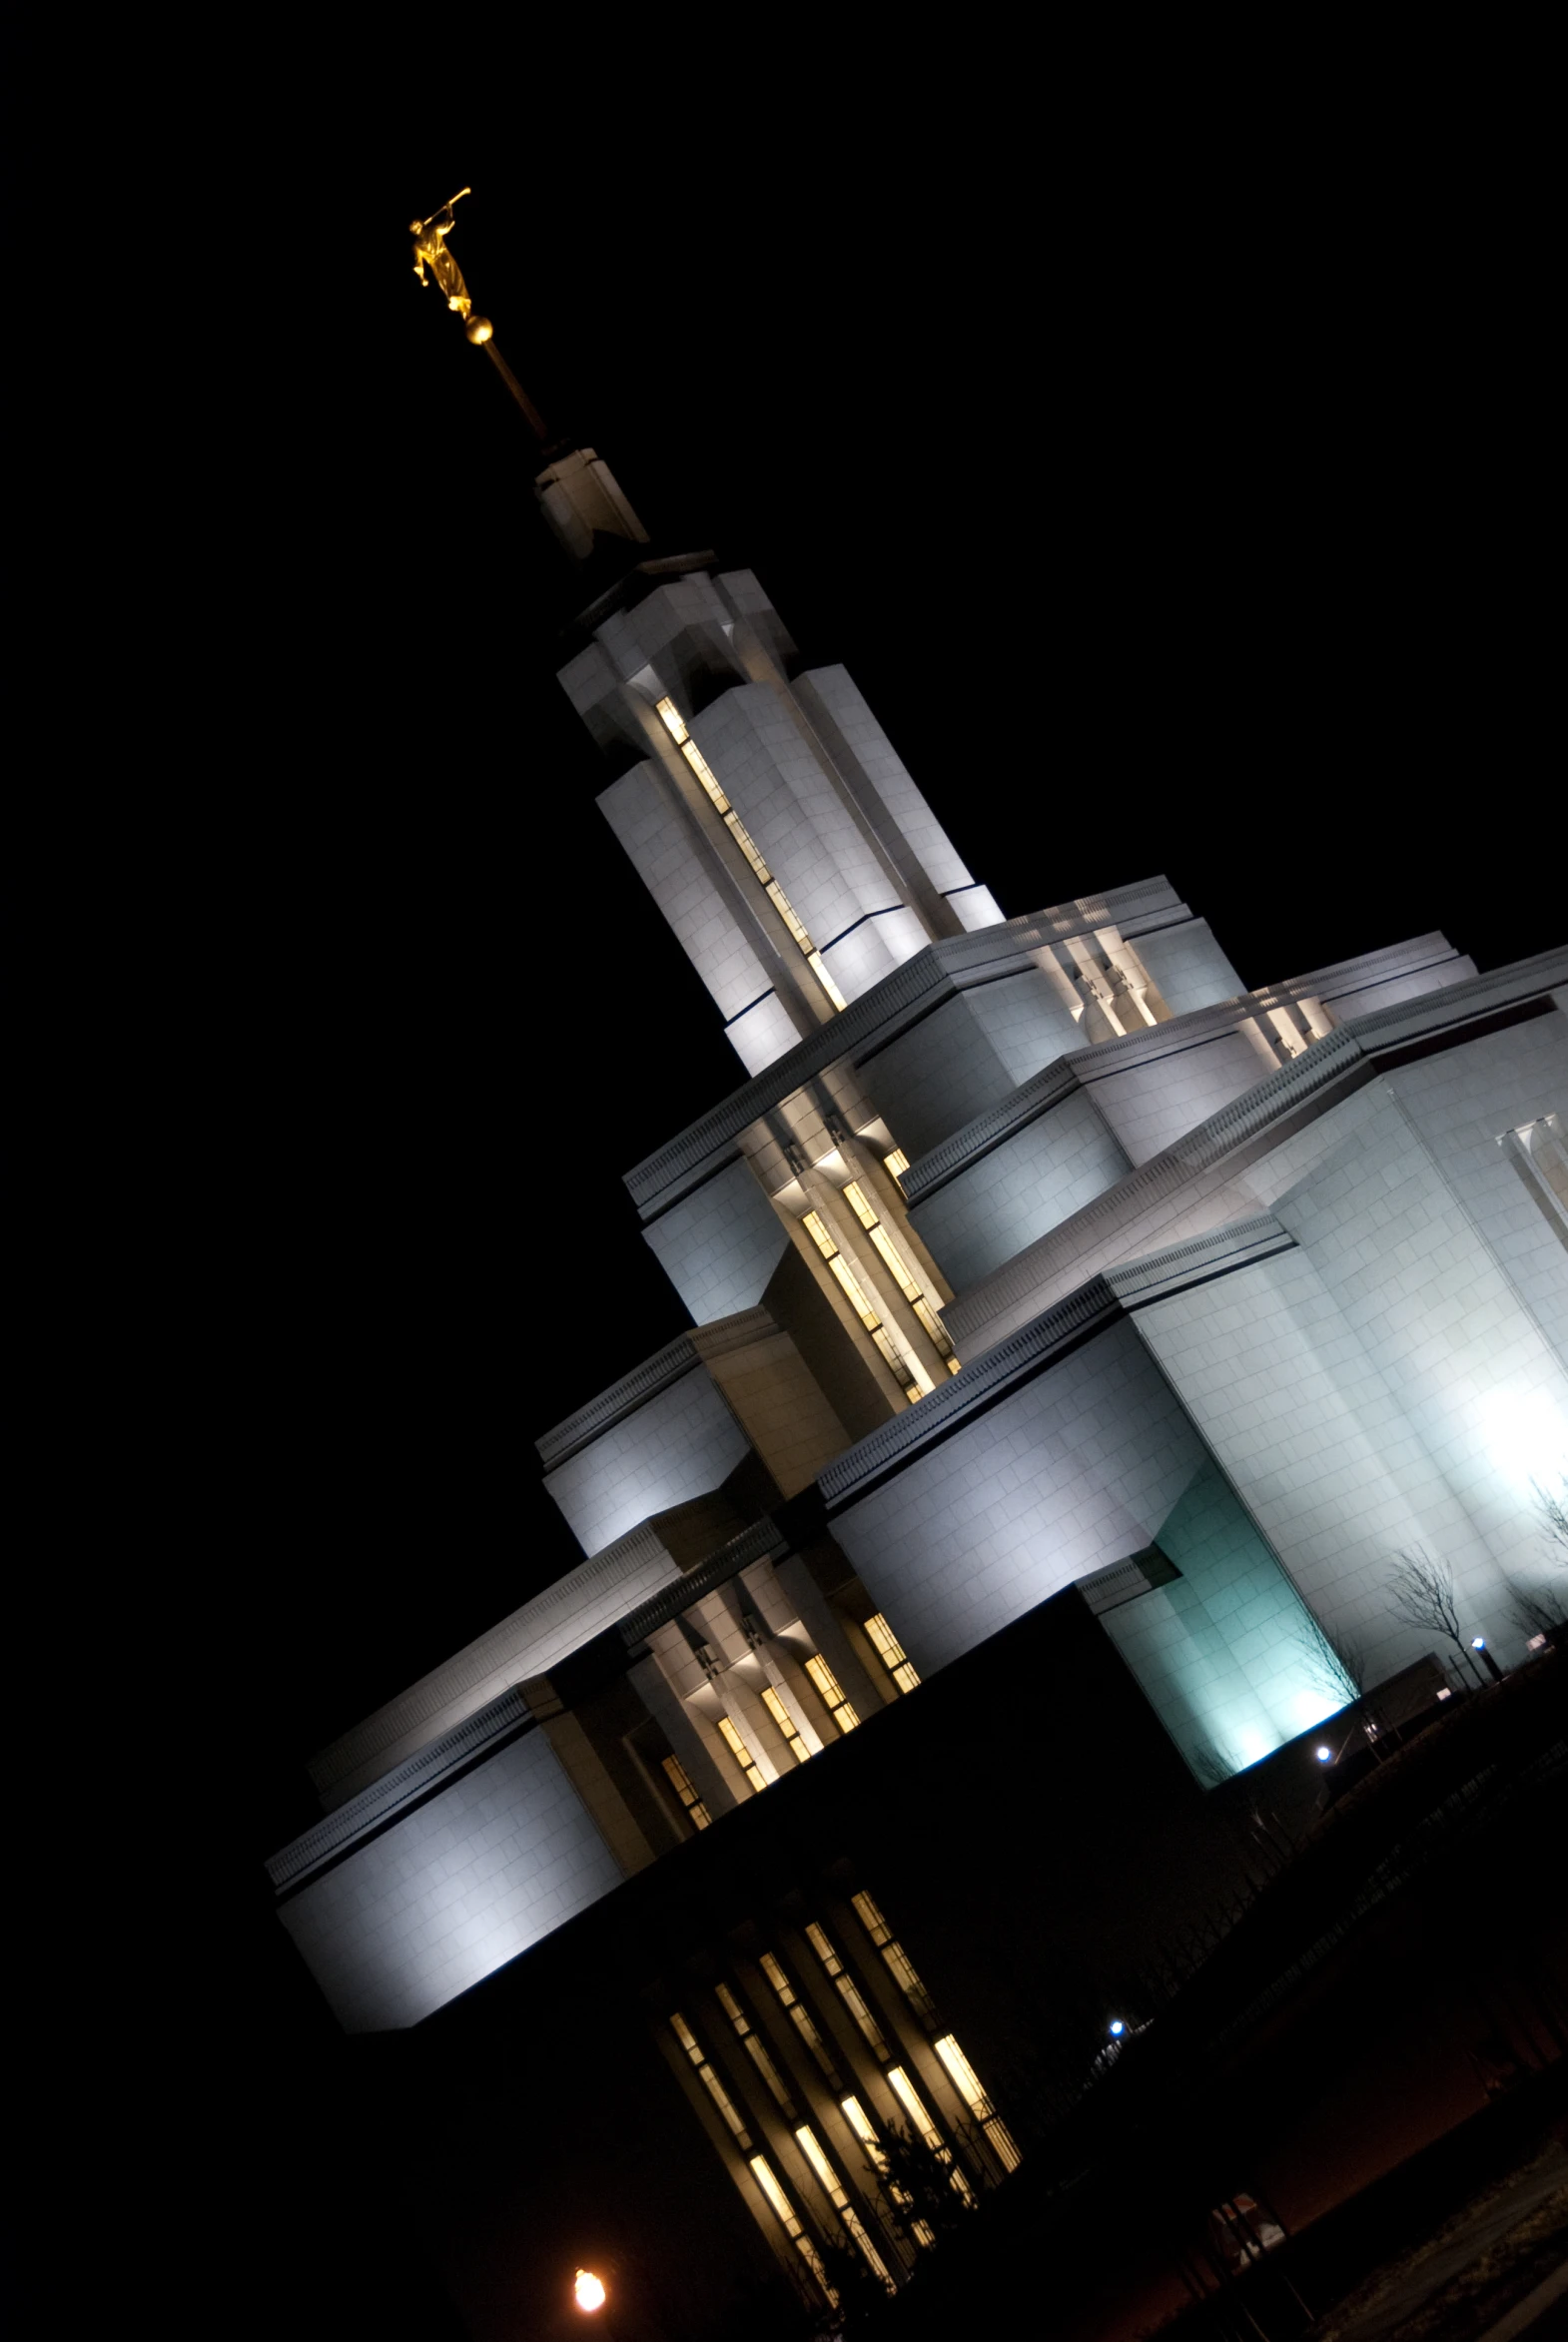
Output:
760,1684,812,1766
933,2033,1022,2171
883,1149,911,1192
758,1951,842,2083
794,2125,895,2288
888,2064,974,2202
747,2155,836,2302
715,1714,768,1793
804,1654,862,1735
804,1922,891,2061
655,697,848,1012
715,1981,795,2113
840,1180,961,1373
800,1210,928,1401
660,1754,712,1832
670,2011,752,2148
863,1614,922,1694
851,1891,937,2025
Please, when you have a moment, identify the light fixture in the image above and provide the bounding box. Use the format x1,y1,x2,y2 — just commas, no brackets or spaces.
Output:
1315,1746,1332,1763
1109,2019,1125,2037
573,2269,606,2313
1471,1637,1486,1651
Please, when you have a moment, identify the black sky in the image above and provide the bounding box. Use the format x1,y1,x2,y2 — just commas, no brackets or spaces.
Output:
184,123,1556,2288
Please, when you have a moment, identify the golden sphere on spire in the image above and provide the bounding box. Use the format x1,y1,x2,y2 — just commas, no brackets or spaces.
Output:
465,314,494,346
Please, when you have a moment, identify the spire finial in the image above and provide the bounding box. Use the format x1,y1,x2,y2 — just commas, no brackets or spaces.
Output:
408,191,549,443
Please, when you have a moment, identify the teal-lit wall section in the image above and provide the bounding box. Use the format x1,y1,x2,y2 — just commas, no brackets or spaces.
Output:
1102,1459,1349,1782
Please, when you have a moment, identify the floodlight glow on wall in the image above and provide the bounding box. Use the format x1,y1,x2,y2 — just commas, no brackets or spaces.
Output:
1474,1385,1568,1495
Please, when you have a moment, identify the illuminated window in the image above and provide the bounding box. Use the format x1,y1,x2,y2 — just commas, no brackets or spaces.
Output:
804,1922,890,2060
670,2011,751,2148
716,1981,795,2112
841,1180,960,1373
759,1952,841,2082
660,1754,711,1831
748,2155,836,2302
794,2125,894,2288
759,1685,811,1765
804,1653,861,1735
655,696,848,1013
934,2033,1022,2172
883,1149,911,1191
863,1613,921,1694
888,2065,974,2202
850,1891,937,2025
800,1210,928,1401
715,1714,767,1793
842,2095,934,2247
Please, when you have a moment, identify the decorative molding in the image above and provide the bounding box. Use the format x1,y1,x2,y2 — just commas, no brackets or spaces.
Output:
1102,1214,1296,1307
536,1335,704,1470
622,879,1188,1212
272,1689,536,1894
618,1517,790,1647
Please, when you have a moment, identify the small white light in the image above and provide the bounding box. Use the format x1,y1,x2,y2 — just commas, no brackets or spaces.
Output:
574,2269,606,2313
1436,1687,1452,1700
1471,1636,1486,1651
1315,1746,1332,1763
1528,1634,1546,1651
1109,2019,1125,2036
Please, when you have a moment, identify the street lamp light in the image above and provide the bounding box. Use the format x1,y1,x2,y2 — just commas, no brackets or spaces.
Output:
1314,1746,1332,1763
1109,2019,1125,2037
1471,1636,1504,1684
574,2269,607,2314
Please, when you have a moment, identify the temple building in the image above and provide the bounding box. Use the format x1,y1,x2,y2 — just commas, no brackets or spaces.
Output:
268,386,1567,2329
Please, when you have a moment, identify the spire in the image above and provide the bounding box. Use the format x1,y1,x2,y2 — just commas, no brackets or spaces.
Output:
408,191,649,570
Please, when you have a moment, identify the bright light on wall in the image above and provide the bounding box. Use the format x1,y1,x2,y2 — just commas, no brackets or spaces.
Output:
1475,1385,1568,1495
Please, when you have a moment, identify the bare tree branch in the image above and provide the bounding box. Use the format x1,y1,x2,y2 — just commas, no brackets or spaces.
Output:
1387,1546,1470,1668
1531,1475,1568,1570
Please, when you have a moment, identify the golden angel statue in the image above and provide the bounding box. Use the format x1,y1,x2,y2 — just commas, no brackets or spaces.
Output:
410,191,474,318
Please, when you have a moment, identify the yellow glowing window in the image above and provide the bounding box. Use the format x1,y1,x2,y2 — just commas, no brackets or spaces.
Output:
716,1980,796,2111
888,2065,974,2202
748,2155,836,2302
842,1181,959,1365
670,2011,752,2147
851,1892,937,2025
660,1754,711,1831
795,2125,894,2287
716,1714,767,1793
804,1654,861,1734
801,1212,927,1400
655,699,846,1014
758,1952,841,2081
804,1922,890,2060
842,2096,934,2245
760,1685,811,1766
864,1614,921,1694
934,2033,1022,2172
883,1149,911,1190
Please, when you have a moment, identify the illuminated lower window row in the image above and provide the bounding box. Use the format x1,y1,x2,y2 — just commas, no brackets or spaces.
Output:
660,1754,712,1830
863,1611,921,1694
841,1179,961,1374
656,696,848,1012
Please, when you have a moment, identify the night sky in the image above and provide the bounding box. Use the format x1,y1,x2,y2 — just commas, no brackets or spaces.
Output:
202,134,1555,2333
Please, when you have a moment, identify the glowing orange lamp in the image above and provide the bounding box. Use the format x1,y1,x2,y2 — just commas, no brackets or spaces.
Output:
573,2268,607,2314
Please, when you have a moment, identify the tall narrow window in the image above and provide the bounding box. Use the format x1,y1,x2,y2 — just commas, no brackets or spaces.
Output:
804,1653,862,1735
804,1923,891,2060
888,2065,975,2203
715,1982,795,2113
669,2012,752,2148
800,1209,928,1401
934,2034,1023,2172
655,697,848,1012
842,2094,934,2247
715,1714,767,1793
840,1180,961,1373
748,2155,836,2301
851,1892,937,2025
864,1613,921,1694
883,1149,911,1192
759,1952,842,2083
660,1754,712,1832
794,2126,894,2288
759,1685,811,1766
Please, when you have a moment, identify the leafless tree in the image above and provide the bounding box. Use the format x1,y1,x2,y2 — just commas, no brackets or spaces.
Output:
1387,1546,1478,1678
1531,1475,1568,1570
1507,1577,1566,1644
1288,1606,1366,1703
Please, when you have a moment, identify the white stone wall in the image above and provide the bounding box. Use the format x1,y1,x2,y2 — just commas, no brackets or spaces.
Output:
641,1159,791,1326
911,1088,1134,1290
1127,919,1245,1018
961,968,1084,1088
790,666,976,900
542,1365,752,1557
1084,1025,1280,1167
279,1729,626,2032
856,997,1022,1160
598,763,776,1024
